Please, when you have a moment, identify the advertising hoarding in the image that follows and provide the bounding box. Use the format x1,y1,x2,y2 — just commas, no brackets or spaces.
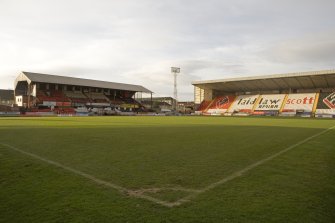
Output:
228,95,259,112
254,94,286,111
282,93,316,112
315,92,335,115
207,95,236,114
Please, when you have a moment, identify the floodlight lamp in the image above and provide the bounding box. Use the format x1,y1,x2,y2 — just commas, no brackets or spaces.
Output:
171,67,180,73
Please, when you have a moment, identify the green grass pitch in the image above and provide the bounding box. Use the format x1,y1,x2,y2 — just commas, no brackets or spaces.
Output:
0,116,334,222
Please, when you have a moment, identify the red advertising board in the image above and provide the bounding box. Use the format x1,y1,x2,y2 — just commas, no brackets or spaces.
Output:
207,96,236,114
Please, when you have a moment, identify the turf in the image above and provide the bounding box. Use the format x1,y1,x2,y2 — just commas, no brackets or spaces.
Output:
0,116,334,222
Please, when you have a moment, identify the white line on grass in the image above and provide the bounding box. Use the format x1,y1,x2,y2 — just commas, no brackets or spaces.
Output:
168,125,335,207
0,143,176,207
1,125,334,208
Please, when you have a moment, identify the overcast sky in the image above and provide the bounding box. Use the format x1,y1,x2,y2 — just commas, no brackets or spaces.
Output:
0,0,334,100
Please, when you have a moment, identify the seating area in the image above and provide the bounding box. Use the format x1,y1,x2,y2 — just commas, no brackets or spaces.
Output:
50,90,70,102
105,95,125,105
36,90,143,106
64,91,91,103
36,90,70,103
197,92,335,117
197,100,211,112
122,97,140,105
84,92,110,103
29,87,147,115
36,91,50,103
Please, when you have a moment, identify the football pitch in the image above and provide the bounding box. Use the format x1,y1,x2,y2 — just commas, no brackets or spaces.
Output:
0,116,334,222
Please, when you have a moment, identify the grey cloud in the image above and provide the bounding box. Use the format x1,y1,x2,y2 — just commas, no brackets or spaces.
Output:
0,74,16,89
1,0,335,100
181,59,246,74
261,33,335,64
35,67,107,79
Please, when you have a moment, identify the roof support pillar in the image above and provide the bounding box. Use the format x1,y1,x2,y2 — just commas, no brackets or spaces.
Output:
150,92,153,109
27,83,31,108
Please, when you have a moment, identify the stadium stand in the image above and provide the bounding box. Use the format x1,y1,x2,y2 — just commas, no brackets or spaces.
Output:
7,70,335,117
12,71,152,116
195,92,335,117
193,70,335,118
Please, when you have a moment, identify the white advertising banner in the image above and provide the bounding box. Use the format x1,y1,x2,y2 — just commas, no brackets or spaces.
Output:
255,94,286,111
315,109,335,115
283,93,316,112
228,95,259,112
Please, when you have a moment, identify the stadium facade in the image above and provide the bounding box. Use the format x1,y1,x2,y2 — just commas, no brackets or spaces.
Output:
14,71,152,115
192,70,335,118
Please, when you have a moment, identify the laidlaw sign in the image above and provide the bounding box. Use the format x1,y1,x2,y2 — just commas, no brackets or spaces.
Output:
283,93,316,111
229,95,259,111
255,94,286,110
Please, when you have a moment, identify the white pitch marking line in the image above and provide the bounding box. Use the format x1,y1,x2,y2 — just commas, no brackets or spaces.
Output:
1,125,334,208
0,142,175,207
169,125,335,207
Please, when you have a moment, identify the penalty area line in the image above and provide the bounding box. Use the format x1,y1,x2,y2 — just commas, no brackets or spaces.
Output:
2,125,334,208
170,125,335,207
0,142,175,207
